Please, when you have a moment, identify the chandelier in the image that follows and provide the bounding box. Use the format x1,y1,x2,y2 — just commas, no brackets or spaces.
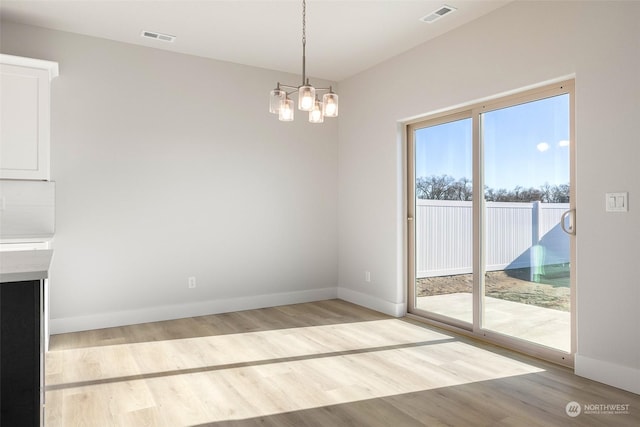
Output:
269,0,338,123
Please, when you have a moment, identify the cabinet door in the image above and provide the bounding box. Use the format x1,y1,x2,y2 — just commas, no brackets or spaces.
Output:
0,64,51,180
0,280,42,427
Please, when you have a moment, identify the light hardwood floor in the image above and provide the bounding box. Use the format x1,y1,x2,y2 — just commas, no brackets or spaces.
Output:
46,299,639,426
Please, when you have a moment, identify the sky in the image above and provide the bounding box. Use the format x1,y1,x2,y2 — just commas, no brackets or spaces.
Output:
415,94,570,191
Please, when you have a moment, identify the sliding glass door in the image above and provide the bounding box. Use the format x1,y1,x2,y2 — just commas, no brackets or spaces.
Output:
481,93,572,352
410,114,473,327
408,81,575,364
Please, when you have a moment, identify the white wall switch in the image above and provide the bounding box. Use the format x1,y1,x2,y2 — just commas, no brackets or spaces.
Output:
605,192,628,212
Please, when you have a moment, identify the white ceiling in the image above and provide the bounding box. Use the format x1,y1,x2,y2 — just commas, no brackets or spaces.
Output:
0,1,512,82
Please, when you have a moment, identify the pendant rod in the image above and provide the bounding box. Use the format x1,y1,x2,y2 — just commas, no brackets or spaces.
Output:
302,44,306,86
301,0,306,86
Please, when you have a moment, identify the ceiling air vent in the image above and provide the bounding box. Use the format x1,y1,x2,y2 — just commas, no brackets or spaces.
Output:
141,30,176,43
420,5,457,24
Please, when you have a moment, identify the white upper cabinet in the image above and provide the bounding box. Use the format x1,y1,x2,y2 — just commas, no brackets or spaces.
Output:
1,54,58,180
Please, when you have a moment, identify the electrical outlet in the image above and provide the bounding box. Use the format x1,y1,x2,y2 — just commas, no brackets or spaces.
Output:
188,277,197,289
365,271,371,283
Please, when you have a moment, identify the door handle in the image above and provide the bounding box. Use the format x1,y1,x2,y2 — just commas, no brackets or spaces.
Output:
560,209,576,235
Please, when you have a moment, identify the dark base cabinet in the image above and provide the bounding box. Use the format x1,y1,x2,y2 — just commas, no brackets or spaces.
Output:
0,280,43,427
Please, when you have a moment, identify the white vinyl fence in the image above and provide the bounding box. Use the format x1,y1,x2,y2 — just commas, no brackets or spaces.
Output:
416,200,570,278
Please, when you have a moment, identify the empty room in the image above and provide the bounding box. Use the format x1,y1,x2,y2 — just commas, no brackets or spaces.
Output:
0,1,638,426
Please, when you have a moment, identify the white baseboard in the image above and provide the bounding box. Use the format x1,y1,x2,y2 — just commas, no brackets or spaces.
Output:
575,354,640,395
337,287,406,318
50,287,338,334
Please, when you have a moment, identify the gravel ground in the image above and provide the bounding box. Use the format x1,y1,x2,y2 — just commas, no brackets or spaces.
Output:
416,270,570,311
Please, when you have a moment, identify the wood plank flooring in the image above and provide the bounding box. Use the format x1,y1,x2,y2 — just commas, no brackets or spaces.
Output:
45,299,639,426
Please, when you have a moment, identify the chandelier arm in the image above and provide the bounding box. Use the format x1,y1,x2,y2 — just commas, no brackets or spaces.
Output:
278,86,333,98
279,84,333,92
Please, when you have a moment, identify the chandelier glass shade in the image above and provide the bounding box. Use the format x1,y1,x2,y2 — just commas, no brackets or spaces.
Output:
269,88,286,114
309,98,324,123
278,97,295,121
269,0,339,123
322,91,338,117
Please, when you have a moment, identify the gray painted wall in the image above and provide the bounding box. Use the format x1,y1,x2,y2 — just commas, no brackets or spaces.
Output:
0,21,339,332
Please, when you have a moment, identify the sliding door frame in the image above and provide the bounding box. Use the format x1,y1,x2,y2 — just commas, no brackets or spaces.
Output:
406,80,576,367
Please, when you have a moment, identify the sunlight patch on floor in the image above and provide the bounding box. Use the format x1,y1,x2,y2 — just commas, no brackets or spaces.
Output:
45,318,544,426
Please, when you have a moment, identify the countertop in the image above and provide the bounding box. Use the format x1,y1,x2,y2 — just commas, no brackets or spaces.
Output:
0,249,53,283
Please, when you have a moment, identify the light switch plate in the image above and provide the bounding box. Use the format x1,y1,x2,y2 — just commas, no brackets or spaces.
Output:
606,192,628,212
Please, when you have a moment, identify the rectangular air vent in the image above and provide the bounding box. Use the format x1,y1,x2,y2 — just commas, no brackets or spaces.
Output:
420,5,457,23
141,30,176,43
